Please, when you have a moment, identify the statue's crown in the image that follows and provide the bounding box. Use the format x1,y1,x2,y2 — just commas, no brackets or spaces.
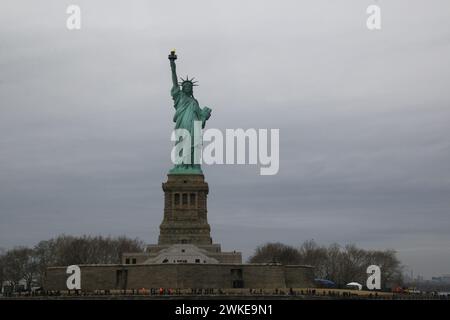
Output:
179,75,198,87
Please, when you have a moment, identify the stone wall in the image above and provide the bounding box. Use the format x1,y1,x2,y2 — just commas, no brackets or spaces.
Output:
284,265,316,288
45,264,314,291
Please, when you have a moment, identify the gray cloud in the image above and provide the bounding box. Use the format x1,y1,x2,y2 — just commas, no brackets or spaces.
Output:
1,0,450,278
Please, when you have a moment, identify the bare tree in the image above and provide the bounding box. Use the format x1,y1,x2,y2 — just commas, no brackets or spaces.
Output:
249,240,404,289
32,235,145,286
249,242,301,264
2,247,36,291
0,253,5,293
298,240,329,277
34,240,58,287
367,249,403,289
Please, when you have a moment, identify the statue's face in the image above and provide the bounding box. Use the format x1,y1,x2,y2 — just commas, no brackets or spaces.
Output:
182,83,193,95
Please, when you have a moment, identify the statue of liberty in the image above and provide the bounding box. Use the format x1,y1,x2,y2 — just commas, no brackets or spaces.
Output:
168,50,212,174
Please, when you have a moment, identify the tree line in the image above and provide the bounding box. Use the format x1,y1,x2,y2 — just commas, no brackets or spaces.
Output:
248,240,404,289
0,235,145,291
0,236,404,292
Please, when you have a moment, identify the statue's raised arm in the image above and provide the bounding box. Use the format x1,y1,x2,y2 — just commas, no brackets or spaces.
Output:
168,50,178,89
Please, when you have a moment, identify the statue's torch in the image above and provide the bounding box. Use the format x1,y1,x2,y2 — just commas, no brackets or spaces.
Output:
168,49,177,61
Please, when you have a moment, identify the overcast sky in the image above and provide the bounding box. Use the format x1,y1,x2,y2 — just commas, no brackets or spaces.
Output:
1,0,450,278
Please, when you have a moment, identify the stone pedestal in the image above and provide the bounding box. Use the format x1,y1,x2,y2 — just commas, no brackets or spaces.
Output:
158,174,212,245
122,173,242,264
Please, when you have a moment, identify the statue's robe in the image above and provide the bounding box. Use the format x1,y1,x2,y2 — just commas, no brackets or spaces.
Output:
171,85,210,132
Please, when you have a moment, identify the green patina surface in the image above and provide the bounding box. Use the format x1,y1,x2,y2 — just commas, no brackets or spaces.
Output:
168,50,211,175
